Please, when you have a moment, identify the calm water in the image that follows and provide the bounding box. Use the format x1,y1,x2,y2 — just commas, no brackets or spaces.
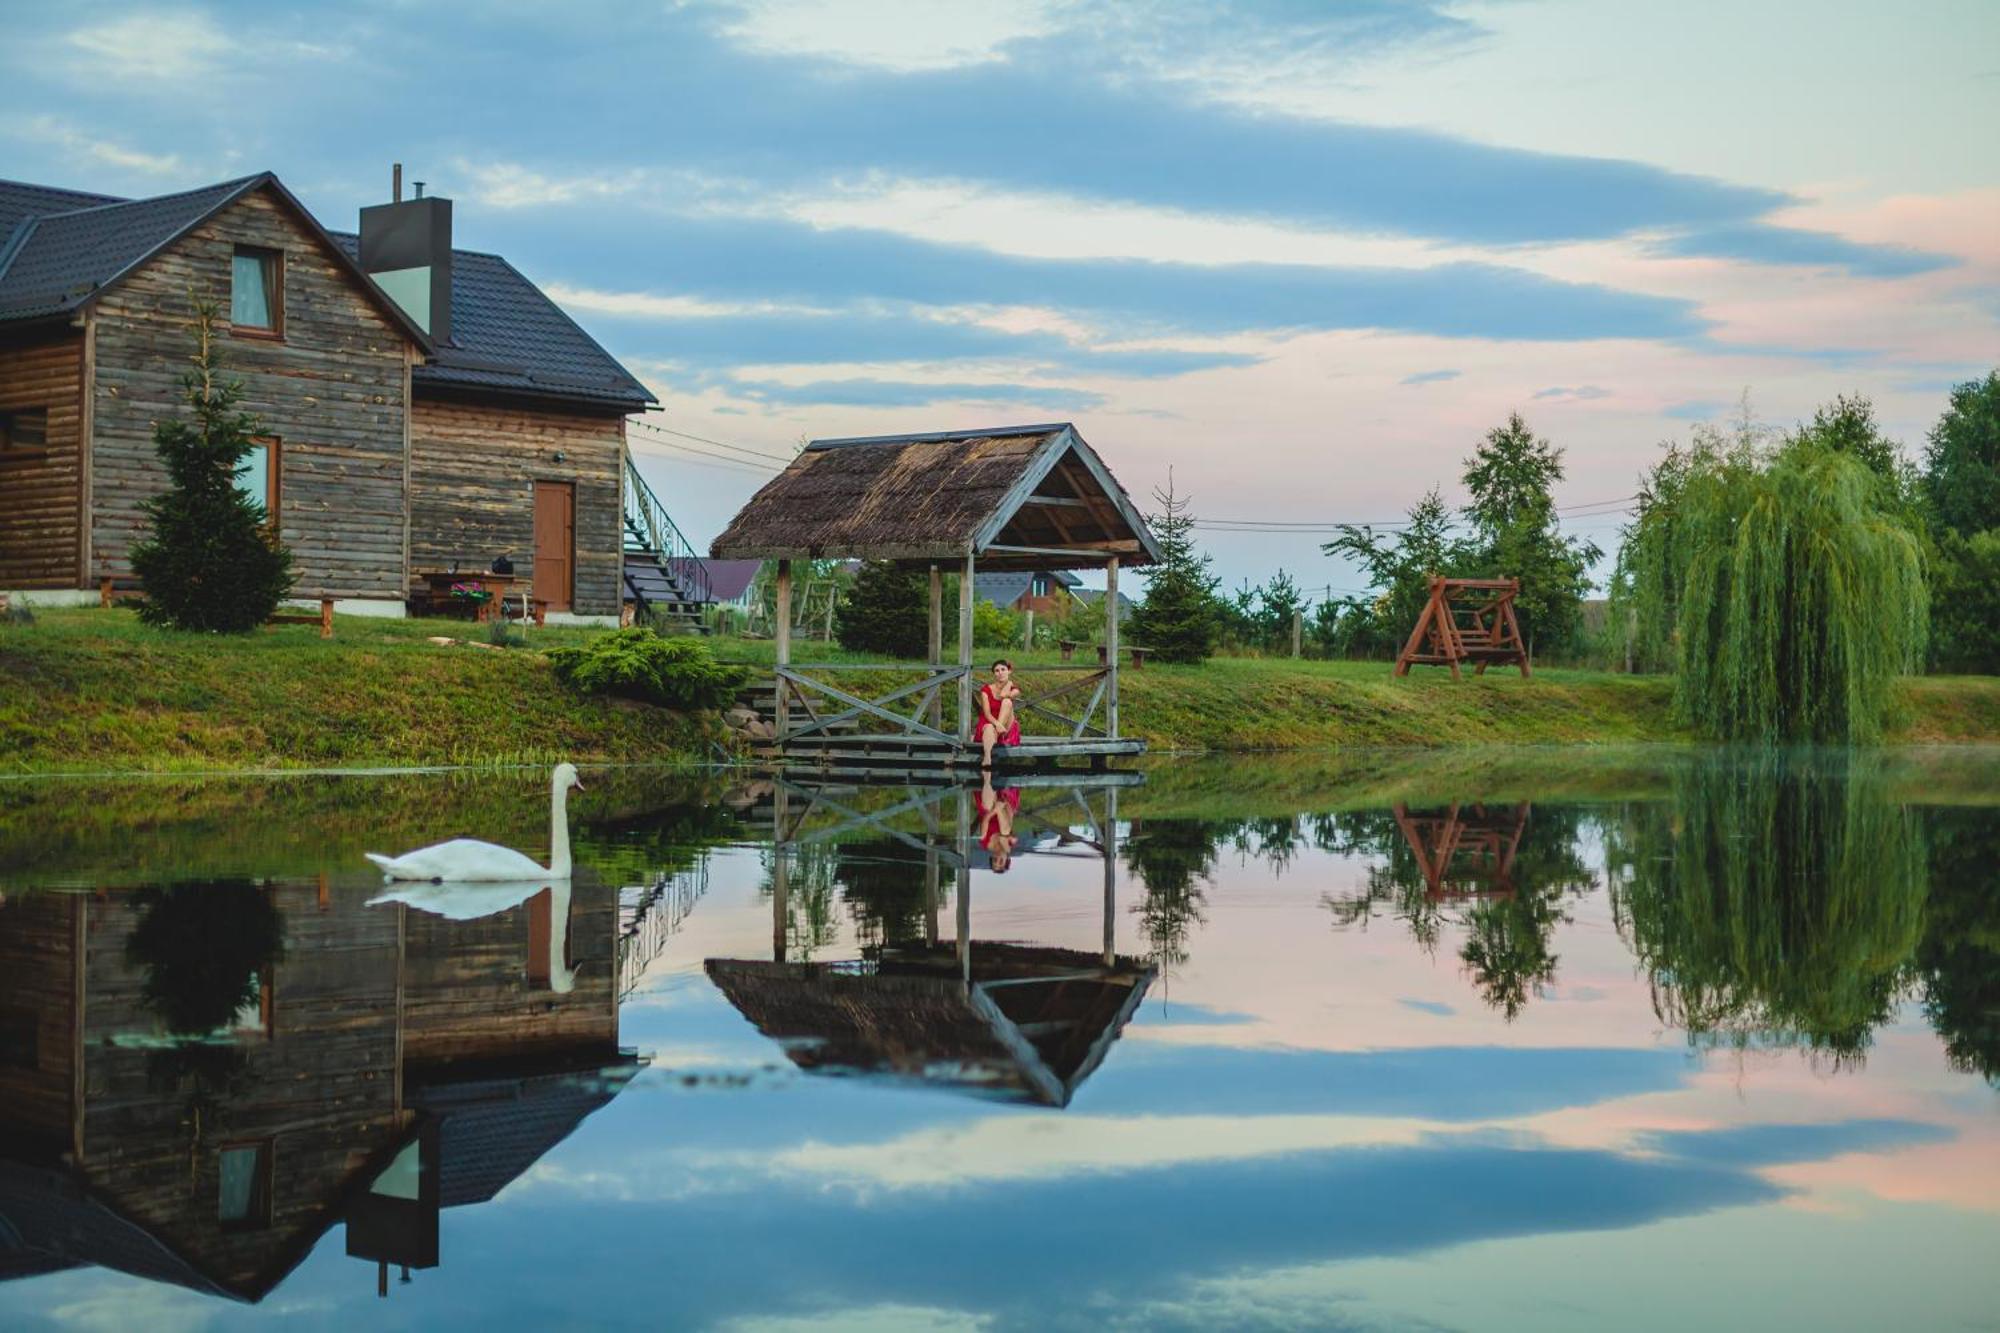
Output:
0,751,1995,1331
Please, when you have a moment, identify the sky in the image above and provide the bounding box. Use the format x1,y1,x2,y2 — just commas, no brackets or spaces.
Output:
3,0,1998,596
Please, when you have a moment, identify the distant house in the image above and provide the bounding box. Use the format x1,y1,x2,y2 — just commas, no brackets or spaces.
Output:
974,567,1080,616
0,170,680,622
1073,586,1135,621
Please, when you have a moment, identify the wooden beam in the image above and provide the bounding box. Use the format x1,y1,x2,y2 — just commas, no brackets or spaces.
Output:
956,787,972,984
1104,556,1120,739
1023,494,1092,508
772,786,789,961
774,559,792,739
1103,788,1118,966
958,552,975,742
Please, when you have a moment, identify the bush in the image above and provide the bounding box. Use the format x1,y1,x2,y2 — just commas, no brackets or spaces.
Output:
972,600,1019,648
546,628,750,711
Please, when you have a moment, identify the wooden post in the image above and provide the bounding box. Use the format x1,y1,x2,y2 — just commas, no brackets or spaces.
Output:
955,787,972,985
958,553,975,743
1102,788,1118,967
1023,607,1035,651
1104,557,1119,740
774,559,792,740
772,786,790,962
924,844,940,946
1291,607,1302,658
928,564,943,730
822,582,836,641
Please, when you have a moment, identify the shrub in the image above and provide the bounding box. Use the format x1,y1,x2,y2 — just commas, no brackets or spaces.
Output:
1930,529,2000,674
546,628,750,711
971,599,1019,648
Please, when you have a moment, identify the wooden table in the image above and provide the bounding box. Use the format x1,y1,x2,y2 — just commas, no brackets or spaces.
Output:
418,571,518,623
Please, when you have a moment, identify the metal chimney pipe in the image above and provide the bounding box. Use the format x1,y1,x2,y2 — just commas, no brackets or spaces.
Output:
392,163,402,202
414,181,425,199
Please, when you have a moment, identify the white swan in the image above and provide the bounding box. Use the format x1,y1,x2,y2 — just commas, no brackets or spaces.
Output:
368,878,579,993
365,763,583,882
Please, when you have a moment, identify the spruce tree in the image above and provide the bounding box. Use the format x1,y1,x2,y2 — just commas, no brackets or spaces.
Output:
129,298,293,631
834,559,927,656
1129,476,1220,664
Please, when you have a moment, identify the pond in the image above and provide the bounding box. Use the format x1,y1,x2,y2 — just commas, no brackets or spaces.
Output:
0,749,1995,1331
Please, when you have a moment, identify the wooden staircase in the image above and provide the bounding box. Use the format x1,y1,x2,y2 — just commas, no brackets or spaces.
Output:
622,453,713,628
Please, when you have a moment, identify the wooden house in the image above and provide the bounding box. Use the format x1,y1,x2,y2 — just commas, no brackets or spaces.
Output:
0,171,691,622
975,567,1081,616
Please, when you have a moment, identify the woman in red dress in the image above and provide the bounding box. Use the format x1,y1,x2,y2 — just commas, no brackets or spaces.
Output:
975,659,1021,770
976,774,1021,873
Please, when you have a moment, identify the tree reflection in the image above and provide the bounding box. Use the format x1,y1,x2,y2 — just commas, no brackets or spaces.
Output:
1322,804,1596,1019
836,837,933,950
1123,818,1216,970
1916,808,2000,1083
1607,754,1926,1068
125,879,283,1036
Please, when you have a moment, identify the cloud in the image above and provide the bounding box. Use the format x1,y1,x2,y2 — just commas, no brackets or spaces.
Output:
1636,1118,1957,1168
65,12,235,81
1130,1002,1260,1027
1652,223,1956,278
1400,369,1461,386
725,378,1106,410
1532,385,1613,401
1662,399,1731,421
11,115,183,175
505,211,1707,345
1399,998,1456,1015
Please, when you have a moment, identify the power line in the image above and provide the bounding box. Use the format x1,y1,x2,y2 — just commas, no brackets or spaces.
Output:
630,419,797,465
629,436,778,478
1191,495,1636,532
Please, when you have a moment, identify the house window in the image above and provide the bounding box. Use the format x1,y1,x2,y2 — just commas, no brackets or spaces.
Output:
1031,574,1049,598
0,407,49,464
233,967,274,1039
235,436,280,519
218,1141,274,1228
231,246,283,334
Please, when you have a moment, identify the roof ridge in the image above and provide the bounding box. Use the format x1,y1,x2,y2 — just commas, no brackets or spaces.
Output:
0,218,39,285
27,173,266,223
808,424,1074,450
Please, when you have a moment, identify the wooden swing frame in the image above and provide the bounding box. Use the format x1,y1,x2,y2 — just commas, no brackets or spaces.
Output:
1393,576,1531,679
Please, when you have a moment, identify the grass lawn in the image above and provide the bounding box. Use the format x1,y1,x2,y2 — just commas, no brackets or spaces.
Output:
0,605,717,773
3,611,1996,772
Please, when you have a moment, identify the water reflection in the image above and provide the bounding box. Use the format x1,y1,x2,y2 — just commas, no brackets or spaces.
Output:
0,866,641,1302
0,751,1994,1327
1607,755,1926,1066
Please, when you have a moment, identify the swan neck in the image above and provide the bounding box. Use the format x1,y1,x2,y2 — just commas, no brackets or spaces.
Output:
549,776,573,878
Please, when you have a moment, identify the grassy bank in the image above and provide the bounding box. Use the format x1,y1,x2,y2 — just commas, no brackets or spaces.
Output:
4,610,1999,772
0,606,718,773
703,635,2000,752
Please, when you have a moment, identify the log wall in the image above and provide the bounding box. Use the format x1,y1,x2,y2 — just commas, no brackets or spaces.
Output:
89,187,413,599
409,397,625,617
0,893,79,1147
0,333,85,587
75,876,403,1295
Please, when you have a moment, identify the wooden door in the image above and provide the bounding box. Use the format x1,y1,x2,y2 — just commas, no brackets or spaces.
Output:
532,481,574,612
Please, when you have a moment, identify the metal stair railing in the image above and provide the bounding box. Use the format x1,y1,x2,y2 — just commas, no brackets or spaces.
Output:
623,451,714,608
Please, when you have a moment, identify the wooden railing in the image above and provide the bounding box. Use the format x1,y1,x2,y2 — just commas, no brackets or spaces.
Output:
767,662,1113,744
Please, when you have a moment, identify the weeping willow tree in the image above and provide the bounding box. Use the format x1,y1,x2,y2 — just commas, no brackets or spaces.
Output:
1616,415,1926,741
1606,753,1926,1067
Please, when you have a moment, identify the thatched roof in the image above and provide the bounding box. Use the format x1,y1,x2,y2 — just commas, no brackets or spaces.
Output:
709,424,1161,571
705,942,1154,1107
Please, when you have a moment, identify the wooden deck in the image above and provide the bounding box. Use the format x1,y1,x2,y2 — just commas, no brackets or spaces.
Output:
764,731,1145,776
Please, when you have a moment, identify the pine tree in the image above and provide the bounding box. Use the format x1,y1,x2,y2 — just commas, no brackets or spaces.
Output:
1129,475,1220,664
129,297,293,632
834,559,927,656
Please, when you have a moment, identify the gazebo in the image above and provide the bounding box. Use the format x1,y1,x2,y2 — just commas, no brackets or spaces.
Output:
710,424,1162,770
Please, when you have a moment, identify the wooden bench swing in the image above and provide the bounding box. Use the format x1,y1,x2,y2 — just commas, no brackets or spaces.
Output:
1394,576,1531,679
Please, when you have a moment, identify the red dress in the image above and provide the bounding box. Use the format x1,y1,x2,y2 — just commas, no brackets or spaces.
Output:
978,683,1020,745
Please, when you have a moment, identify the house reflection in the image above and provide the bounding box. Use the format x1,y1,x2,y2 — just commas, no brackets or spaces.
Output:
0,871,640,1303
